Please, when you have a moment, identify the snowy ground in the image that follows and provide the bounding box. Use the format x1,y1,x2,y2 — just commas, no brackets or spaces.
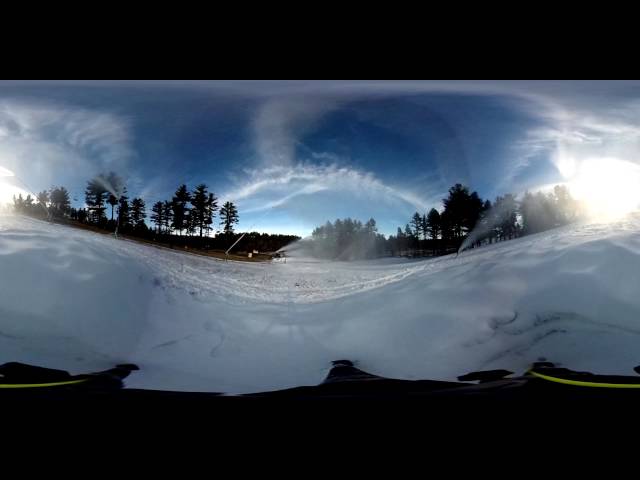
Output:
2,213,640,393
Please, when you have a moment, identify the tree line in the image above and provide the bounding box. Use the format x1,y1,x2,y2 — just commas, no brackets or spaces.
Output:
12,172,299,254
12,175,582,259
310,218,388,260
306,183,583,260
393,183,582,256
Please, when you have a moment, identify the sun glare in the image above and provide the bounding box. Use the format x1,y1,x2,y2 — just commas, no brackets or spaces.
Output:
0,178,29,209
566,157,640,221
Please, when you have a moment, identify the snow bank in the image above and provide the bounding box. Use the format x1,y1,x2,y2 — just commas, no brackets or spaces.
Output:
2,213,640,393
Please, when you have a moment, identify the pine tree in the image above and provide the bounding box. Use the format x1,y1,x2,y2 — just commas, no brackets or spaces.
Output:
85,178,109,224
117,192,130,231
49,186,71,218
190,184,217,237
442,184,484,238
171,184,191,236
492,194,517,241
130,198,146,229
404,224,413,237
440,209,453,251
151,201,164,234
421,214,428,242
219,201,239,236
162,200,173,234
204,192,218,237
190,184,207,237
410,212,423,239
36,190,49,207
426,208,441,254
186,211,197,236
102,172,124,221
364,218,377,235
24,194,34,214
426,208,441,240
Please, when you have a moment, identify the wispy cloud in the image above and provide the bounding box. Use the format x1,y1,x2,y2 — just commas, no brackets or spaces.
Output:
224,163,438,215
0,100,135,197
251,97,339,167
511,97,640,192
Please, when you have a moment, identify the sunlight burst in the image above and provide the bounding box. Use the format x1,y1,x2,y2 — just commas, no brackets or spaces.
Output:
566,157,640,221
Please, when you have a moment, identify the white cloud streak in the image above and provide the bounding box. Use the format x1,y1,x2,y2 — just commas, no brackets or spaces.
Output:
0,100,134,197
224,163,437,214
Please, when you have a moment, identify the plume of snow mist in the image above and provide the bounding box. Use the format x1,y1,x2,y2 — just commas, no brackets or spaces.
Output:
459,196,519,254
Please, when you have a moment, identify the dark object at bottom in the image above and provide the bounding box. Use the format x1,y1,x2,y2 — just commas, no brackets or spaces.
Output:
5,359,640,407
457,369,514,383
0,362,139,391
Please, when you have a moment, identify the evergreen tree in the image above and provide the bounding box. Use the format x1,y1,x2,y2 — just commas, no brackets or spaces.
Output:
117,193,130,231
49,186,71,218
395,227,406,254
151,201,164,234
171,184,191,235
24,194,34,214
186,211,198,236
310,217,383,260
404,223,414,243
85,178,109,224
219,201,239,236
421,213,428,242
426,208,441,241
36,190,49,208
493,194,517,240
130,198,146,229
102,172,124,221
204,193,218,237
190,184,207,237
520,191,555,234
364,218,377,235
442,184,484,239
162,200,173,234
410,212,423,239
440,209,453,251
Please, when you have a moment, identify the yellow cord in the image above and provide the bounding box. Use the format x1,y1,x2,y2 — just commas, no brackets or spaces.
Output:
0,378,89,389
529,369,640,389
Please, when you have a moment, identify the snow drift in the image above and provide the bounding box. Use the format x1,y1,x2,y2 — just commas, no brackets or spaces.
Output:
1,213,640,393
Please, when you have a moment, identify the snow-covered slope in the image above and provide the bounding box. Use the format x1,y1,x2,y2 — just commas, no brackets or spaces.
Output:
1,214,640,393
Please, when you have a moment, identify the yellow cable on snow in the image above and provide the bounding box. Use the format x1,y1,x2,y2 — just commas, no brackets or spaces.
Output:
529,369,640,389
0,378,89,389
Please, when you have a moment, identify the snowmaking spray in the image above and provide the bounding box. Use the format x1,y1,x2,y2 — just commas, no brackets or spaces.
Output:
224,205,278,260
457,199,519,256
91,173,126,239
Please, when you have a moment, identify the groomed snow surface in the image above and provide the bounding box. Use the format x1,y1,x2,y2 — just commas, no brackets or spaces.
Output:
1,214,640,393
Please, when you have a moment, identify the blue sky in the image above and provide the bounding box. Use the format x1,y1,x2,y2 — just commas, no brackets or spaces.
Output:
1,81,640,236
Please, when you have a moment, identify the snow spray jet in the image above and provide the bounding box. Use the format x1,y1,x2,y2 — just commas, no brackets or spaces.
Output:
458,195,518,255
90,172,125,238
276,236,314,256
225,205,278,259
0,165,51,220
277,223,381,261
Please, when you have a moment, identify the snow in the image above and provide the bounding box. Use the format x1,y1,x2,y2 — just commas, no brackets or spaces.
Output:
2,213,640,393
